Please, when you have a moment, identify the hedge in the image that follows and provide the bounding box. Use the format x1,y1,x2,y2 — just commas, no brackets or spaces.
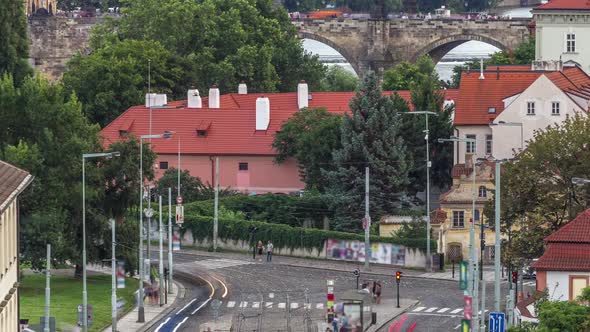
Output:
172,212,437,254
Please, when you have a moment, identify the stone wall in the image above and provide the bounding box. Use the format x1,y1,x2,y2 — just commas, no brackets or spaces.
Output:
27,16,99,80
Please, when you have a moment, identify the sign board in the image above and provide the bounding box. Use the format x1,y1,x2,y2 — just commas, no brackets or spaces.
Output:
172,226,181,251
463,296,472,321
362,217,367,230
117,261,125,289
459,261,468,290
77,305,93,327
175,205,184,224
489,312,506,332
176,196,183,204
461,319,470,332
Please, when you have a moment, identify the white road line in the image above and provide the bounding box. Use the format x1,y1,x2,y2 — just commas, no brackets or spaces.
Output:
269,293,275,299
240,301,248,308
252,302,260,308
413,306,426,312
278,303,286,309
176,298,197,315
172,317,189,332
316,303,324,309
304,303,311,309
290,303,299,309
265,302,273,308
227,301,236,308
450,308,463,314
437,308,450,313
154,317,171,332
454,324,461,330
191,298,212,315
424,307,438,313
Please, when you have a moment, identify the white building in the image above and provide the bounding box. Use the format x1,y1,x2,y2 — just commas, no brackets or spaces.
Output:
0,161,33,332
533,0,590,74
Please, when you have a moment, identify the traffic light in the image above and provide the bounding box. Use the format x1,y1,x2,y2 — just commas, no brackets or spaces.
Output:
512,271,518,284
395,271,402,283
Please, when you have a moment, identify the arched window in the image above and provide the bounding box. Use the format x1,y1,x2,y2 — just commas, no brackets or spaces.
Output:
478,186,487,198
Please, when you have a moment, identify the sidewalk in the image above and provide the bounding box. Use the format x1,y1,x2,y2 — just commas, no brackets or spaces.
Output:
176,247,489,282
366,298,419,332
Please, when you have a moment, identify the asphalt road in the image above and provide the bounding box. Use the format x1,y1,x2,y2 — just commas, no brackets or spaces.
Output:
146,251,535,332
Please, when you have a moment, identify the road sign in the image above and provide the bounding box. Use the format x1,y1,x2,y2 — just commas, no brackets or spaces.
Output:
353,269,360,277
144,208,154,218
463,296,473,321
362,217,367,229
489,312,506,332
172,226,181,251
77,304,93,327
117,261,125,289
459,261,468,290
176,196,183,204
175,205,184,224
461,319,470,332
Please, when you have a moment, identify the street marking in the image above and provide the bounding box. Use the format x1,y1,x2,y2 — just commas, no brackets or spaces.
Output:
450,308,463,314
227,301,236,308
316,303,324,309
407,312,464,318
290,303,299,309
269,293,275,299
154,317,171,332
424,307,438,313
412,307,426,312
252,302,260,308
363,306,371,312
265,302,273,308
454,324,461,330
191,298,211,315
177,258,253,271
239,301,248,308
176,298,197,315
172,317,189,332
278,303,286,309
304,303,311,309
437,308,450,313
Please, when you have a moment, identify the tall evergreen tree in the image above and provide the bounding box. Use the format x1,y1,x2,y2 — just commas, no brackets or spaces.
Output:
325,73,412,231
0,0,31,84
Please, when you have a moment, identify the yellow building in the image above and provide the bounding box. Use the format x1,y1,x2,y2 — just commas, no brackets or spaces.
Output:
25,0,57,16
434,156,497,263
0,161,33,332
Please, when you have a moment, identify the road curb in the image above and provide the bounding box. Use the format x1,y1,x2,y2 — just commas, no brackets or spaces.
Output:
136,280,185,332
366,300,420,332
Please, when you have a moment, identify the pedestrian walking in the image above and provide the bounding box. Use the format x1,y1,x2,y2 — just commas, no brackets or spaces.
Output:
266,240,274,262
332,314,339,332
257,240,263,261
375,282,382,304
340,313,349,332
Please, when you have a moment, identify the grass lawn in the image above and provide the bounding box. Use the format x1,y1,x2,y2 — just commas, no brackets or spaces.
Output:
20,272,137,332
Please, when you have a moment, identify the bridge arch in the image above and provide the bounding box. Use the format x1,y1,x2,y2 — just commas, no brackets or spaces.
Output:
298,32,361,76
412,34,508,64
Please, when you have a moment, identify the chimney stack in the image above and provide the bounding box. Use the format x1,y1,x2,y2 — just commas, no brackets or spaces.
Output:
479,59,485,80
145,93,167,107
297,80,308,110
256,97,270,130
238,81,248,95
187,87,202,108
208,85,220,109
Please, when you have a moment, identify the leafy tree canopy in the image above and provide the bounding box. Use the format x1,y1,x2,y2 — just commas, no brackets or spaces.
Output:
155,167,236,203
0,0,31,85
319,66,359,92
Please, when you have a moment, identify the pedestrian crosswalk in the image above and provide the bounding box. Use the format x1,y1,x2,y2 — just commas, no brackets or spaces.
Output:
411,306,489,316
179,258,253,270
217,300,327,310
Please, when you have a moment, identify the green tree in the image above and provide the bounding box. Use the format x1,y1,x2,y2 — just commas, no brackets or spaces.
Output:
0,0,31,84
537,301,590,331
155,167,235,202
273,108,343,191
324,72,412,231
63,39,190,127
382,61,422,91
319,66,359,92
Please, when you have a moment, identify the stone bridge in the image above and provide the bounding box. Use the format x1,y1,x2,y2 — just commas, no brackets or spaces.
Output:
293,18,532,75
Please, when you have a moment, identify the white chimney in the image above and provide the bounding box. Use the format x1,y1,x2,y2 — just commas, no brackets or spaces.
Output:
297,80,308,110
208,85,220,109
479,59,485,80
238,81,247,95
187,87,202,108
256,97,270,130
145,93,167,107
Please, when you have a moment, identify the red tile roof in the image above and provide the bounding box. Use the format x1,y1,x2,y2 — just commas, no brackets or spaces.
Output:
535,0,590,10
532,208,590,271
451,163,473,178
101,90,457,156
430,209,447,224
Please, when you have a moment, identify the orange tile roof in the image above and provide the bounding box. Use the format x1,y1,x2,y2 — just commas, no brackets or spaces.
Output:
101,90,457,156
535,0,590,10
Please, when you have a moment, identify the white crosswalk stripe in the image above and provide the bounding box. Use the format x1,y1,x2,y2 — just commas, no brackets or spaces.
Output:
304,303,312,309
290,303,299,309
240,302,248,308
424,307,438,313
278,303,286,309
252,302,260,308
227,301,236,308
316,303,324,309
411,307,466,315
413,307,427,312
265,302,273,308
450,308,463,314
178,258,252,270
437,308,450,313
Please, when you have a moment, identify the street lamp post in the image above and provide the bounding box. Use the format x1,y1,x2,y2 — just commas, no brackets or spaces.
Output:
138,131,173,322
82,151,120,332
403,111,438,271
438,136,478,329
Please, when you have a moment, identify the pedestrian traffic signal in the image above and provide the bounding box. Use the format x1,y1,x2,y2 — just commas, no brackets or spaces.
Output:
512,271,518,284
395,271,402,283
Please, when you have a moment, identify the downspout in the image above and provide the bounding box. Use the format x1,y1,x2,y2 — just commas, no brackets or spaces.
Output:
209,156,215,185
454,127,460,164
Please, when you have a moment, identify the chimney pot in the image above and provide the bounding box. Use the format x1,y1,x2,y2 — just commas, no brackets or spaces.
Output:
188,88,202,108
256,97,270,130
209,86,220,108
297,81,309,110
238,82,248,95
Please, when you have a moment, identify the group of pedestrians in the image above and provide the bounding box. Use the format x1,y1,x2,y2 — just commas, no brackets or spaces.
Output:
255,240,274,262
329,312,349,332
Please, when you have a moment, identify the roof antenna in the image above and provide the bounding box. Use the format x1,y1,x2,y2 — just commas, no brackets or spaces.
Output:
479,59,485,80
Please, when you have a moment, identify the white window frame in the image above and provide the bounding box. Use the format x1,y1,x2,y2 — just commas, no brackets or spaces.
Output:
452,211,465,229
466,134,476,154
485,135,492,155
566,33,576,53
527,101,536,116
479,186,487,198
552,101,560,115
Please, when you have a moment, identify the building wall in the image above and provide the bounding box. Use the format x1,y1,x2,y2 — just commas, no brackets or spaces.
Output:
379,224,403,237
492,75,586,160
535,11,590,74
155,154,304,194
453,126,493,164
545,271,590,301
0,200,19,332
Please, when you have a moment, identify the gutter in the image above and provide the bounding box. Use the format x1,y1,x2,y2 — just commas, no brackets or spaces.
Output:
0,174,34,214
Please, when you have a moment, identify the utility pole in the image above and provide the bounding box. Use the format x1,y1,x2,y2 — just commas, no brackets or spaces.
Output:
364,166,370,269
480,279,486,332
147,184,151,274
470,153,479,331
138,142,145,323
425,112,432,271
168,188,173,294
158,196,164,306
177,137,181,197
494,161,501,312
111,219,117,332
44,244,51,332
214,157,219,251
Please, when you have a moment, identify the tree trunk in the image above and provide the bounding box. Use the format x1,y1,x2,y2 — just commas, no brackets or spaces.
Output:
74,264,82,278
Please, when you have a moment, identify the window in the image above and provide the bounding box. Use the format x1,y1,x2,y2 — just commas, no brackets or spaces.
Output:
485,135,493,155
479,186,487,198
466,135,476,154
196,130,207,137
118,130,129,138
527,102,535,115
239,162,249,171
474,209,480,222
552,102,560,115
159,161,168,170
452,211,465,228
488,107,496,114
566,33,576,53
